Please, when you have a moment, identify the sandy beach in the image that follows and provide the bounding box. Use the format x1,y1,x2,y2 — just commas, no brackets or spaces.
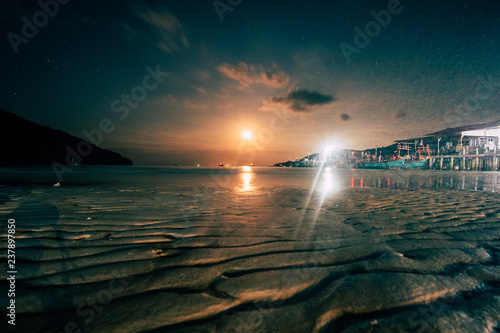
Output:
1,167,499,332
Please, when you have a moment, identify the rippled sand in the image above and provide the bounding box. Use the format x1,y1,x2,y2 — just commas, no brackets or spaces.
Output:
1,168,499,332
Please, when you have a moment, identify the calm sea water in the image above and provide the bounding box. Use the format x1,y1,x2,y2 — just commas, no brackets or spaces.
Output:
1,165,500,193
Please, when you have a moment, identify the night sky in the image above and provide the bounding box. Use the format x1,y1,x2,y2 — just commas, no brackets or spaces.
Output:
1,0,500,165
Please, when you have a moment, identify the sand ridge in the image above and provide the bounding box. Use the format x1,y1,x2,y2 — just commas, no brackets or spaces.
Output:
0,172,499,332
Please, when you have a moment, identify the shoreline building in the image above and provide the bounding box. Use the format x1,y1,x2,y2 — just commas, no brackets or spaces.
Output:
396,120,500,156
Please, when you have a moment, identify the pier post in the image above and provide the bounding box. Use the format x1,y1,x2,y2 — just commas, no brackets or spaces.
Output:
449,157,453,170
475,156,479,171
462,157,466,170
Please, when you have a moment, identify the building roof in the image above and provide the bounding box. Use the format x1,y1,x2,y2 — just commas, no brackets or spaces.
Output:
395,120,500,143
425,120,500,137
463,135,498,139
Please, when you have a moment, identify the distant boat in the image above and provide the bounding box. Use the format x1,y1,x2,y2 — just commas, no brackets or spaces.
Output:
402,146,431,169
358,158,405,169
219,163,224,167
402,159,427,168
174,164,183,166
357,144,408,169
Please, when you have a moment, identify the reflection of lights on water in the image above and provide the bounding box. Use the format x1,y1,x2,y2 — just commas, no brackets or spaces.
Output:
321,166,338,193
295,163,338,244
242,173,251,191
323,171,333,192
322,166,332,191
240,166,252,191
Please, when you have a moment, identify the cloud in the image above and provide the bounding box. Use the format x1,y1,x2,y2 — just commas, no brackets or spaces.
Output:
218,62,289,88
340,113,350,121
118,3,188,54
395,110,408,118
194,69,210,81
194,86,207,94
259,88,335,113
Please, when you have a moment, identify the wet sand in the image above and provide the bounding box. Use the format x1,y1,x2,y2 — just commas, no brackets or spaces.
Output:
0,167,499,332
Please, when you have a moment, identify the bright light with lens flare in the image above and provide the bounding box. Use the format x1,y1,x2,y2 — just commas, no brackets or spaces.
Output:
242,130,252,140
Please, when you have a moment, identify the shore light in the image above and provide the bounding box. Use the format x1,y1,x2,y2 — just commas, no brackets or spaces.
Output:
322,143,336,162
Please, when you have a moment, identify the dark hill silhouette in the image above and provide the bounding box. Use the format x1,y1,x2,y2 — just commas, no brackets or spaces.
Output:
0,109,132,166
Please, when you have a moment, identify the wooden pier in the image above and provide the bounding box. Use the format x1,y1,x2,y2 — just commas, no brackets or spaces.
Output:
428,154,500,171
